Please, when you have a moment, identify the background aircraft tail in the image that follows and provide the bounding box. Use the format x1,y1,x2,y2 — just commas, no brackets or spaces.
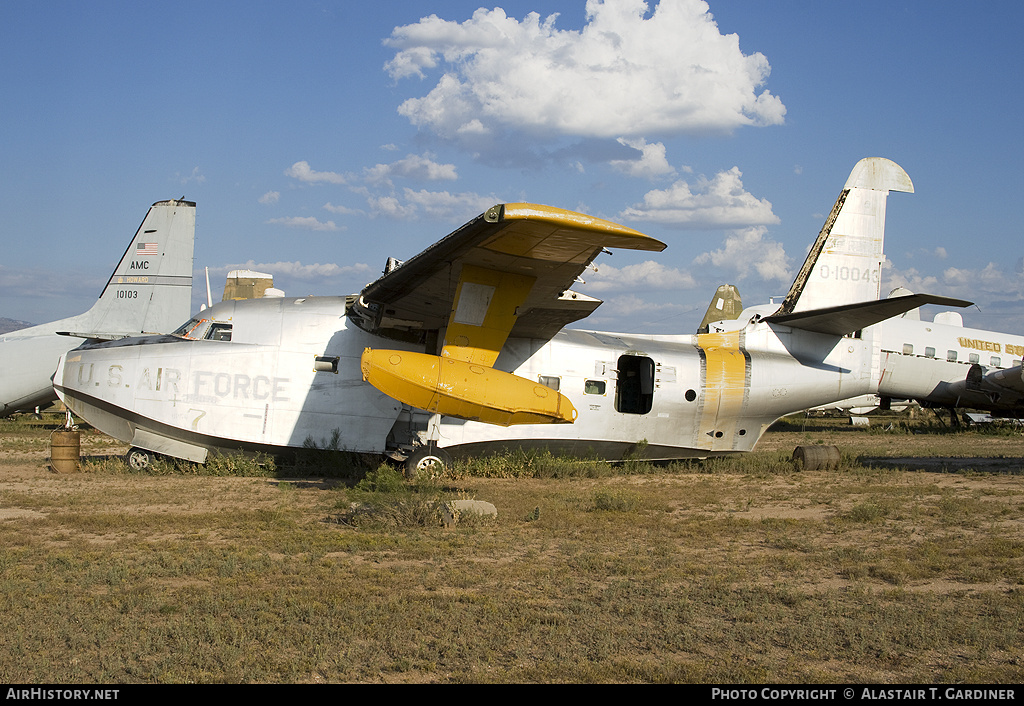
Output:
71,199,195,337
697,284,742,333
774,158,913,316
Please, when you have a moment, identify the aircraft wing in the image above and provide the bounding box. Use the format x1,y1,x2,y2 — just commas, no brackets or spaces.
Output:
355,203,665,426
763,293,973,336
350,203,665,345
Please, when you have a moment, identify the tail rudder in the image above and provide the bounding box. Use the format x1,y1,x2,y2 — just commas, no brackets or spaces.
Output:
83,199,195,336
775,158,913,316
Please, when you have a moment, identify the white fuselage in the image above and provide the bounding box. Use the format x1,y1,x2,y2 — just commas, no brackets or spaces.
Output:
0,315,101,415
428,324,873,458
875,313,1024,412
54,296,876,462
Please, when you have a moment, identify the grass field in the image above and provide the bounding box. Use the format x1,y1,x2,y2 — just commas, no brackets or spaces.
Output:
0,413,1022,683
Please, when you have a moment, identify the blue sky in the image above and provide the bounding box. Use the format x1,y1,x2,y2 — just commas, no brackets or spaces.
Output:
2,0,1022,336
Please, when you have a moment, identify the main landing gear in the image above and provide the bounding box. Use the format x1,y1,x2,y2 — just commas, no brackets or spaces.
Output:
125,447,155,471
403,445,451,479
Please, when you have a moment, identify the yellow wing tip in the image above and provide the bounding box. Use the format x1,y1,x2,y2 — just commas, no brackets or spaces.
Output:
498,203,666,252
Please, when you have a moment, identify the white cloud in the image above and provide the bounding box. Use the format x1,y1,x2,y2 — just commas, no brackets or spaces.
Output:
693,226,792,283
178,166,206,185
284,161,346,185
364,188,500,221
266,216,341,232
323,202,364,216
258,191,280,205
582,260,696,292
219,260,372,280
402,189,499,219
882,260,1024,332
579,293,691,333
609,138,676,179
364,153,458,186
385,0,785,142
887,262,1013,300
620,167,779,228
882,263,941,295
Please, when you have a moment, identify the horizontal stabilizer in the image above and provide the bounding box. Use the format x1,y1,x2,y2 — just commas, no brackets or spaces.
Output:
764,294,973,336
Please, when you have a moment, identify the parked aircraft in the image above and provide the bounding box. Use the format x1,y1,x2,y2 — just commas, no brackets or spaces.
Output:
0,199,195,416
873,304,1024,421
54,159,970,473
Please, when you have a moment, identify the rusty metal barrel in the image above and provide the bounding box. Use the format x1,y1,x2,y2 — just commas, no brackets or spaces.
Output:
50,430,81,473
792,445,841,471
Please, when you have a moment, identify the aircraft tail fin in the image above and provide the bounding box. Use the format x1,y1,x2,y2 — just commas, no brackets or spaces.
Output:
697,284,743,333
78,199,195,336
773,158,913,317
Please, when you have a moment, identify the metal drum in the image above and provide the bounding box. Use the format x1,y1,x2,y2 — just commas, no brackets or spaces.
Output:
50,430,81,473
792,445,841,471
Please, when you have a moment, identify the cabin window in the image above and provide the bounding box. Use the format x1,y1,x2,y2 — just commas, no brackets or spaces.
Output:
1015,360,1022,367
538,376,560,391
584,380,606,395
205,323,233,342
992,356,1002,367
946,350,957,362
615,355,655,415
902,343,914,355
969,353,980,364
925,347,936,359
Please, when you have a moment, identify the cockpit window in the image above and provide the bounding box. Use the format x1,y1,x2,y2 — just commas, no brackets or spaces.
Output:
172,317,218,341
173,317,205,340
205,323,232,342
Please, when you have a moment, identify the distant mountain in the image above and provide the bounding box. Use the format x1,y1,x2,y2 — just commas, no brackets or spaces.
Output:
0,317,35,334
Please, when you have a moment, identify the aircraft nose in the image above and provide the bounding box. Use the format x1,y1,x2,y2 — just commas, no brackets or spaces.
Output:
53,353,66,384
52,353,68,404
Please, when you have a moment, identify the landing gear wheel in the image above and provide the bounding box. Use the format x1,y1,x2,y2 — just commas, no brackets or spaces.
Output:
126,447,154,471
404,447,451,479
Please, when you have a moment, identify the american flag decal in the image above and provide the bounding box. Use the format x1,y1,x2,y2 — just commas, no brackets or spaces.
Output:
136,242,158,256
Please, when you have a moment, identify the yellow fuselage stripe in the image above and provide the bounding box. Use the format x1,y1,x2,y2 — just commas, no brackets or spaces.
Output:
697,332,747,449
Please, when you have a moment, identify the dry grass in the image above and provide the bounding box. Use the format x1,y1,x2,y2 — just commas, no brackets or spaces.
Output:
0,412,1022,683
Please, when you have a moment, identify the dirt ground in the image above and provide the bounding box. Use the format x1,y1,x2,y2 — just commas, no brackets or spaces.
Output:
4,419,1024,522
1,419,1023,683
